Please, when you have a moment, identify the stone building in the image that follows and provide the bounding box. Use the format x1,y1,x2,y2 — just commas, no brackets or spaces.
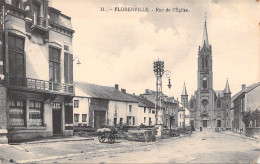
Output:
0,0,75,143
185,19,232,129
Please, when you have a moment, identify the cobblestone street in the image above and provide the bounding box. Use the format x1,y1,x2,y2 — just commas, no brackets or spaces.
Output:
0,129,259,163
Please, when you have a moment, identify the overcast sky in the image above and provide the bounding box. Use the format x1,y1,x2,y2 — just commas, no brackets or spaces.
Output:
52,0,259,99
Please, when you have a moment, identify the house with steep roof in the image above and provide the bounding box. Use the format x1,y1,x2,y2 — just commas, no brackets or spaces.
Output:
232,82,260,134
73,82,139,129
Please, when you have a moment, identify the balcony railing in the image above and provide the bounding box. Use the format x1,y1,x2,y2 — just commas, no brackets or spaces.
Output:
32,13,48,30
8,76,74,94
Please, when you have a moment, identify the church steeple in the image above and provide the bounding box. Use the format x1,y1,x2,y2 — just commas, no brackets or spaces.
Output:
224,79,231,93
182,82,188,96
202,13,209,48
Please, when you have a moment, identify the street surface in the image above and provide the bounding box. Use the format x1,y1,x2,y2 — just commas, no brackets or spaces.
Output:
0,129,259,163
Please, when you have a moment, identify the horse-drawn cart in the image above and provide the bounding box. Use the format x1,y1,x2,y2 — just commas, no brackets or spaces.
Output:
96,124,117,143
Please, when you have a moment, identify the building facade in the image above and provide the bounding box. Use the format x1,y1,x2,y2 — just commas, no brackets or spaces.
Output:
187,19,231,129
74,82,139,129
0,0,75,143
232,82,260,133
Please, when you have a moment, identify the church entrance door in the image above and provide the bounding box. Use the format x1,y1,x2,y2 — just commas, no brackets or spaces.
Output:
203,120,207,127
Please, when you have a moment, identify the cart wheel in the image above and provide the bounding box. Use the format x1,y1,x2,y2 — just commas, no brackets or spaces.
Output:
99,135,105,143
108,134,115,143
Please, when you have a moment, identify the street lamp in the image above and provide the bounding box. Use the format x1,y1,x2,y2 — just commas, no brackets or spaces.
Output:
153,59,172,138
73,56,81,65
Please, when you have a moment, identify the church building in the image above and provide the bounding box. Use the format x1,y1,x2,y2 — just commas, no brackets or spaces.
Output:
181,19,232,129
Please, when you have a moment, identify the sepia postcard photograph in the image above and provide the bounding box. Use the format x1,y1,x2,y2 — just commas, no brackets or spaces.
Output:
0,0,259,163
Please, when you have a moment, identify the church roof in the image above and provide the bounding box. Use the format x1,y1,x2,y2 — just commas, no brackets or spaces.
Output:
181,82,188,95
202,20,210,48
223,79,231,93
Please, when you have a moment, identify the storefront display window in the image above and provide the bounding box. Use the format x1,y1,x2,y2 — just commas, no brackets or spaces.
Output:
9,99,25,127
29,100,43,126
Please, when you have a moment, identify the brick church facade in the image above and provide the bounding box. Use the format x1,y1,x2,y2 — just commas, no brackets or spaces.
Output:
181,19,232,129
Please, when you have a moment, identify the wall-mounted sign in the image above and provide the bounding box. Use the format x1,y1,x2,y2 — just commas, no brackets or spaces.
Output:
52,102,61,109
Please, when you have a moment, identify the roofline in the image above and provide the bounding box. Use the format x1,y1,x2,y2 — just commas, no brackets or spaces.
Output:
74,95,138,103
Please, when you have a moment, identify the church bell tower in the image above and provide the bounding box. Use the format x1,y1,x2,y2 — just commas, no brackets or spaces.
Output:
196,16,215,128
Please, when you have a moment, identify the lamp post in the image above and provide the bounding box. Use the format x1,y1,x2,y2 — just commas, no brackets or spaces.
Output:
153,59,172,138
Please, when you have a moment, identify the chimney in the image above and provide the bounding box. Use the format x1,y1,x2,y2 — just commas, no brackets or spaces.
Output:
133,93,135,95
115,84,119,90
121,89,126,94
145,89,149,94
242,84,246,90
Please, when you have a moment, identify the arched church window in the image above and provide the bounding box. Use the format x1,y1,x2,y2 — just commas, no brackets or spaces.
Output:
203,77,207,89
202,57,204,70
190,100,194,108
205,56,208,69
217,99,221,108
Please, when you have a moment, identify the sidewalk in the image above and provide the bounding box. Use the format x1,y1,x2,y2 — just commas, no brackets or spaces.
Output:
0,136,95,163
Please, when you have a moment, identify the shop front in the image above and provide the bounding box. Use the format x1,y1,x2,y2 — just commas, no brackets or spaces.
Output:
7,90,73,142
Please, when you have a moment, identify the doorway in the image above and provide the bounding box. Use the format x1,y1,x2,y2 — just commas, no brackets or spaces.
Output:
52,110,61,135
203,120,207,127
217,120,221,127
94,111,106,129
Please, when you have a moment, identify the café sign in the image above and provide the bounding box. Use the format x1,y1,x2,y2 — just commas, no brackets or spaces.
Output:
52,102,61,109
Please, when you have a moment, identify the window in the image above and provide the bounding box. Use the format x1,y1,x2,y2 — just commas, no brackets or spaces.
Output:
11,0,20,8
180,114,181,119
203,77,207,89
149,117,151,126
82,114,87,122
114,118,117,126
133,116,135,126
29,100,43,126
120,118,123,125
227,113,228,117
144,107,146,113
50,12,59,24
129,105,132,113
190,100,194,108
165,108,168,114
217,99,221,108
127,116,132,125
74,114,79,122
49,47,61,83
8,34,25,78
149,108,151,113
152,110,155,114
64,53,73,84
9,99,25,127
144,117,146,124
74,100,79,108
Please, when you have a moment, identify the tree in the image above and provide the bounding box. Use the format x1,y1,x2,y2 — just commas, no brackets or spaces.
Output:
241,111,251,127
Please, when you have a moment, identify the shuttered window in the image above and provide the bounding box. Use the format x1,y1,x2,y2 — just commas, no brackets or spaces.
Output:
64,53,73,84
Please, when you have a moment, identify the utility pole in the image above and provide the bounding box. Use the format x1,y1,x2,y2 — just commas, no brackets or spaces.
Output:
153,59,171,138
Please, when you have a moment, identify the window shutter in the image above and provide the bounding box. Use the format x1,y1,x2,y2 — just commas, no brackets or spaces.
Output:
68,54,73,84
64,53,68,83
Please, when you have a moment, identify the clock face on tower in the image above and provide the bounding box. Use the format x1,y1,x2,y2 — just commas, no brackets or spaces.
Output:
203,77,207,80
